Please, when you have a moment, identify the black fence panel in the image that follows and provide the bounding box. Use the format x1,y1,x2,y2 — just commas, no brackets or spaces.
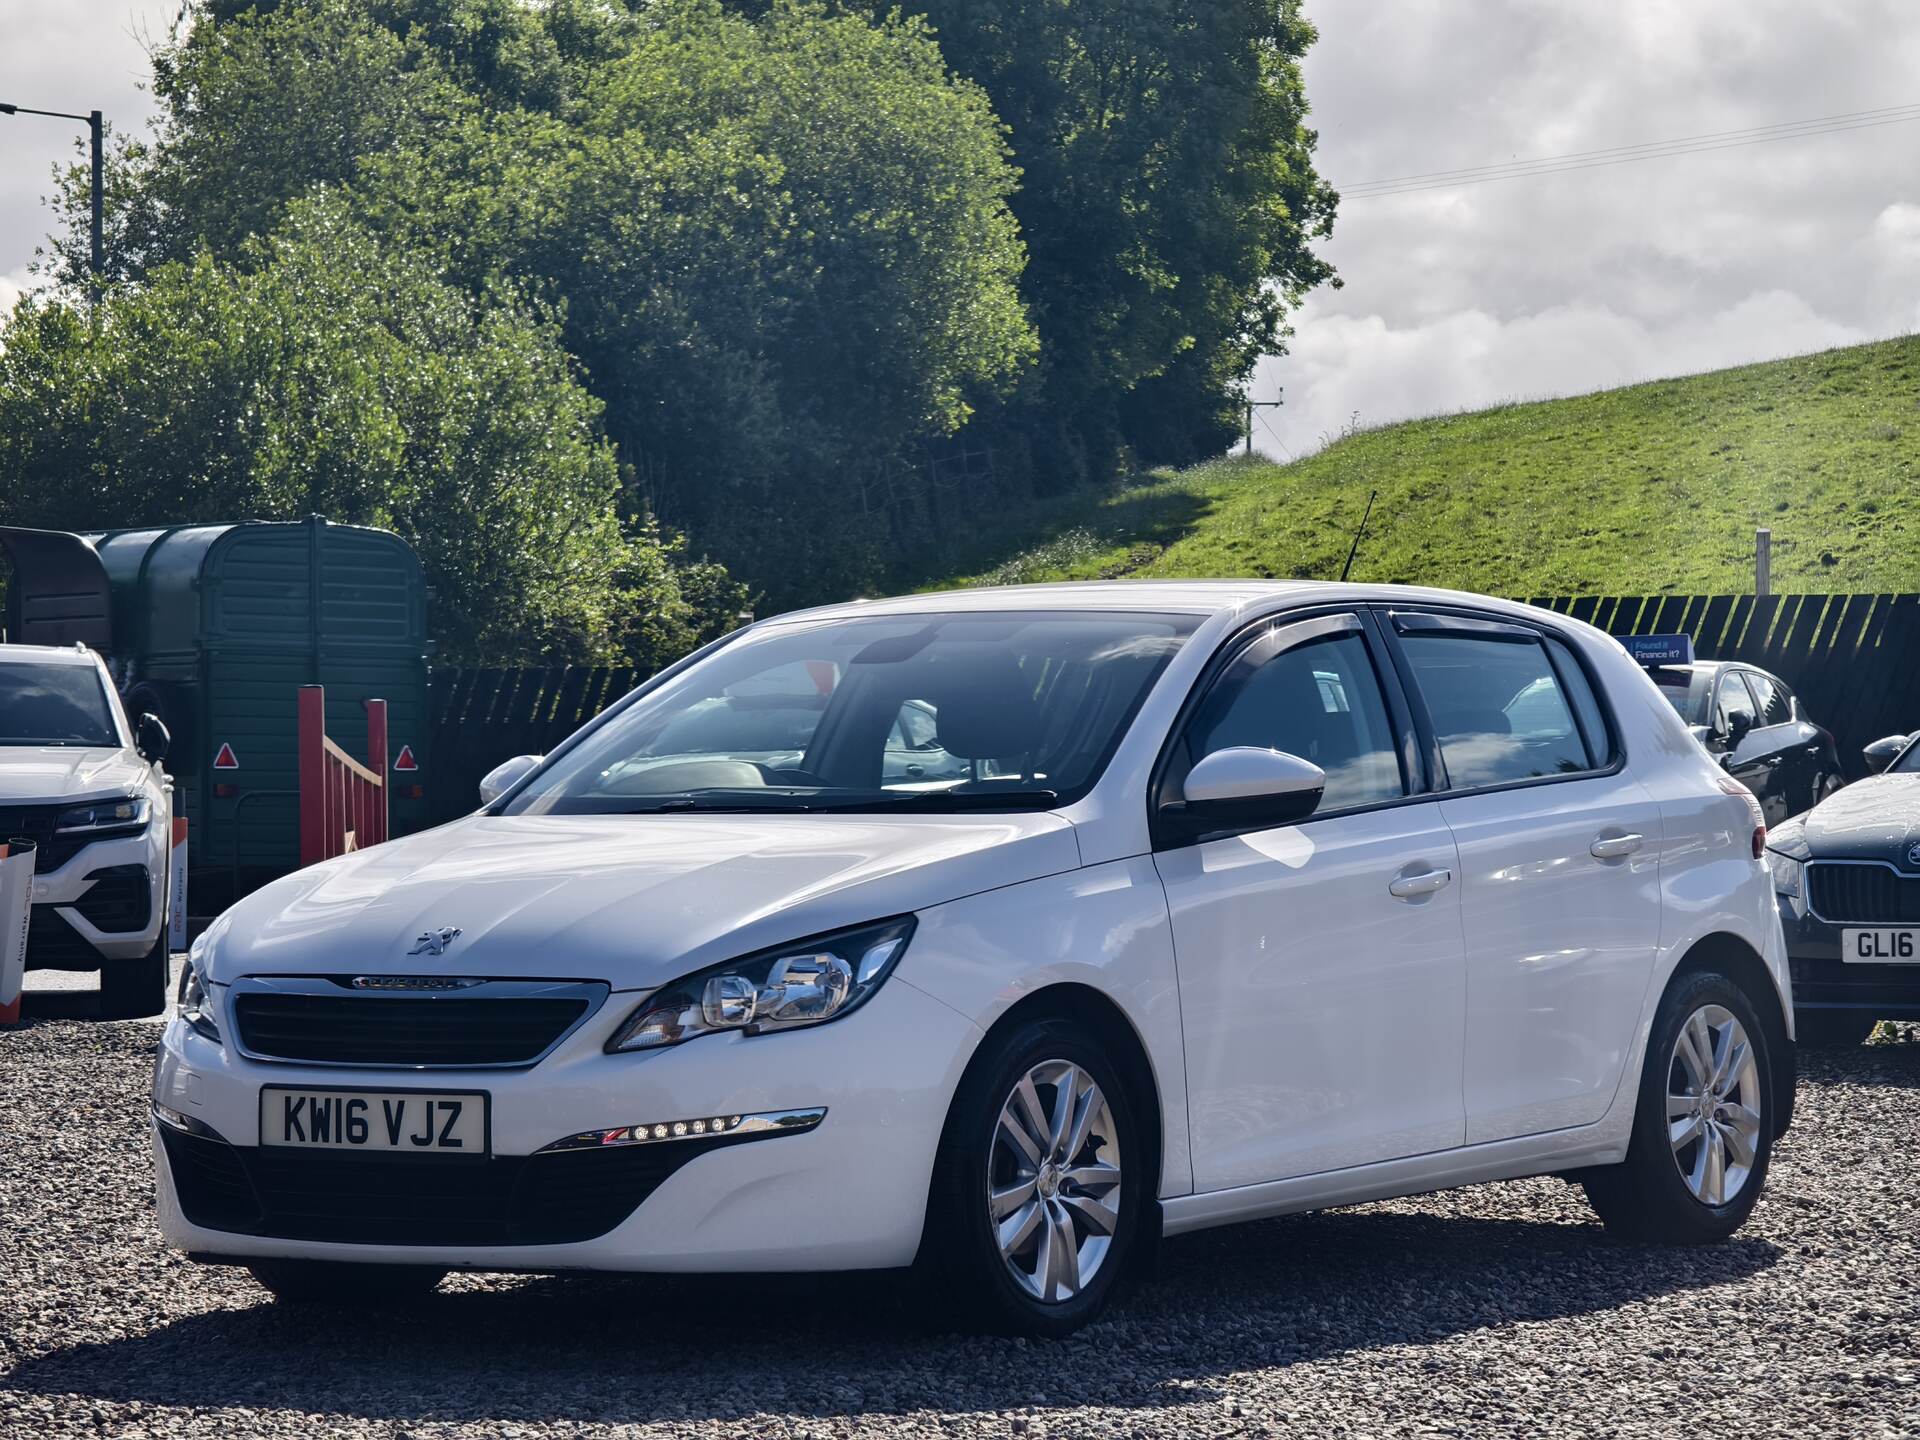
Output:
423,592,1920,824
423,664,648,824
1534,592,1920,776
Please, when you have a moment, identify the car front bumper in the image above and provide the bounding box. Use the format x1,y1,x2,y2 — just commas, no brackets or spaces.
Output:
151,974,980,1273
25,827,166,969
1778,894,1920,1020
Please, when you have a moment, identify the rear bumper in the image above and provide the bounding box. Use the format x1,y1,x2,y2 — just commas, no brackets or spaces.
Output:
1779,897,1920,1018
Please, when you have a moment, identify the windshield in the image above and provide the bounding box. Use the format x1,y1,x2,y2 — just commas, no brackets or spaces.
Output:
0,661,118,747
506,610,1198,814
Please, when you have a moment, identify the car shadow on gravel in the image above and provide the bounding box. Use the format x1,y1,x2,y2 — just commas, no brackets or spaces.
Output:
1801,1039,1920,1089
1,1205,1779,1427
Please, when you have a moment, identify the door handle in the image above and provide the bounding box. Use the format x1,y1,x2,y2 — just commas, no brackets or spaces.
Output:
1389,868,1453,899
1590,833,1645,860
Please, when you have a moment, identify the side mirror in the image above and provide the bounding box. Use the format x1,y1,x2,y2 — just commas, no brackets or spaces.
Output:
135,712,170,765
1863,734,1910,774
1175,747,1326,829
479,754,543,807
1725,710,1756,747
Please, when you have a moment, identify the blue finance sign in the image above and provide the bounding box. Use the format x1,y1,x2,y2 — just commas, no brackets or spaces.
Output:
1625,633,1695,667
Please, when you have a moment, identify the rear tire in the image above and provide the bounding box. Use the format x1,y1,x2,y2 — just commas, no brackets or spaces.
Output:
248,1259,447,1305
1795,1012,1876,1048
99,935,169,1020
918,1017,1143,1337
1583,969,1775,1244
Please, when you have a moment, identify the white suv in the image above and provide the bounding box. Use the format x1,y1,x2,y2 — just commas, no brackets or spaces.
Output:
1,643,174,1017
154,584,1791,1334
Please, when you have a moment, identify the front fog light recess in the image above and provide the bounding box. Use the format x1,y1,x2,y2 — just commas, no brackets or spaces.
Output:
608,917,914,1053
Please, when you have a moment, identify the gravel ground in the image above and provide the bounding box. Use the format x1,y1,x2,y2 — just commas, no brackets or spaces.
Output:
4,1008,1918,1440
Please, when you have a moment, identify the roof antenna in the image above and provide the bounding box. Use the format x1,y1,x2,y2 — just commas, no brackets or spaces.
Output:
1339,489,1378,583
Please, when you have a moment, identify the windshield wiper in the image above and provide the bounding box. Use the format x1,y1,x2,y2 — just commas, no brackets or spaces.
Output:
589,789,1062,815
812,789,1062,813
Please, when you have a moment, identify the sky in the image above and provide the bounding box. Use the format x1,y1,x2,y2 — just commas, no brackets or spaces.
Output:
1,1,1916,457
1252,0,1920,457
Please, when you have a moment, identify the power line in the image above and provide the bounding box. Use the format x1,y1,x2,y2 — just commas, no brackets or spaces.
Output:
1344,103,1920,199
1254,409,1295,461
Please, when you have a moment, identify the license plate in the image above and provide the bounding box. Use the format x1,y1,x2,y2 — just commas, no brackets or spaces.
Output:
260,1087,489,1154
1843,929,1920,964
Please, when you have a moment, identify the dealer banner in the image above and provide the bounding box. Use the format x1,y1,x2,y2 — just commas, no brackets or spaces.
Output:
0,838,35,1026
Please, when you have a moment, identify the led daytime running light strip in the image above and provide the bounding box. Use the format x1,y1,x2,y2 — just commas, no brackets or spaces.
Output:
537,1107,826,1154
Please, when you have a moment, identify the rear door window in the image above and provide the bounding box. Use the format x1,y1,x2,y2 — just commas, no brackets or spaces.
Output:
1394,624,1604,788
1743,671,1792,727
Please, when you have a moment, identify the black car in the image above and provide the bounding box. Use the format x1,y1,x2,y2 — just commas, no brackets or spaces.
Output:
1649,661,1842,824
1767,731,1920,1045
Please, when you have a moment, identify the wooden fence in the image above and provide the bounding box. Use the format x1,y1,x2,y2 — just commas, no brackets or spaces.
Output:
1527,593,1920,771
425,665,647,823
421,592,1920,825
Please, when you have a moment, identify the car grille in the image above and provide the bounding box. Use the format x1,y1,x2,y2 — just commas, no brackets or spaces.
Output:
159,1125,736,1246
1807,864,1920,925
232,986,603,1067
0,804,86,874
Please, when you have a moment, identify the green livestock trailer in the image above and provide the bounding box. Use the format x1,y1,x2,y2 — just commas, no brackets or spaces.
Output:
1,518,430,908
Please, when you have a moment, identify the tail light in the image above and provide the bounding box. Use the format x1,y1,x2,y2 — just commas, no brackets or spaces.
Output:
1717,775,1766,858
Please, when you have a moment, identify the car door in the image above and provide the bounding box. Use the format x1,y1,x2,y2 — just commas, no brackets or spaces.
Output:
1742,669,1824,814
1383,610,1665,1145
1714,669,1791,824
1155,611,1468,1191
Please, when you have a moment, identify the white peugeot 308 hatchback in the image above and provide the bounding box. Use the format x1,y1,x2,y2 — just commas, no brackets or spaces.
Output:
154,583,1792,1335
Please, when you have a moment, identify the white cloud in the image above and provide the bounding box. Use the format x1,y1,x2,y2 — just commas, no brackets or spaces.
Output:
1249,0,1920,458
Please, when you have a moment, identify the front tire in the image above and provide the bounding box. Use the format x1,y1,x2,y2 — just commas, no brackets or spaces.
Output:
248,1259,447,1304
920,1017,1142,1337
1583,969,1775,1243
99,935,170,1020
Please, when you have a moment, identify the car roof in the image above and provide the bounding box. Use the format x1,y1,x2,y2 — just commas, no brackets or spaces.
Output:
0,642,102,668
764,580,1570,625
1651,661,1773,679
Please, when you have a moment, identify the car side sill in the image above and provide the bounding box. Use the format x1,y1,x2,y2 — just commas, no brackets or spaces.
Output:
1160,1127,1626,1237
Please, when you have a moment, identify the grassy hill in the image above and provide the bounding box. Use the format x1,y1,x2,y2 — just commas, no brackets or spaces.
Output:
920,335,1920,597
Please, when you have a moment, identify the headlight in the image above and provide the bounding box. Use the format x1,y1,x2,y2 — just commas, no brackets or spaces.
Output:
1765,849,1804,900
607,917,915,1054
54,795,149,834
176,957,220,1041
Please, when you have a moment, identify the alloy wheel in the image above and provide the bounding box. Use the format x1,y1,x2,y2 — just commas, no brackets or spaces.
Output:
988,1058,1123,1304
1667,1004,1763,1207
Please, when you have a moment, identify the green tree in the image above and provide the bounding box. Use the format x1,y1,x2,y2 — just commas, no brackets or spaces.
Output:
832,0,1340,475
46,0,1038,609
0,199,744,666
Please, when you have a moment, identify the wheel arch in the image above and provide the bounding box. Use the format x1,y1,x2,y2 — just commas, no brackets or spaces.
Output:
1668,931,1796,1137
962,983,1167,1196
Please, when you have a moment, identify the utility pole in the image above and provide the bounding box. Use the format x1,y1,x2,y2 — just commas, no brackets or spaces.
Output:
0,101,105,309
1245,390,1285,457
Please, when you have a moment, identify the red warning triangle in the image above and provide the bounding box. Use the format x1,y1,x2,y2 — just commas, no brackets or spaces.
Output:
212,742,240,770
392,745,419,773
